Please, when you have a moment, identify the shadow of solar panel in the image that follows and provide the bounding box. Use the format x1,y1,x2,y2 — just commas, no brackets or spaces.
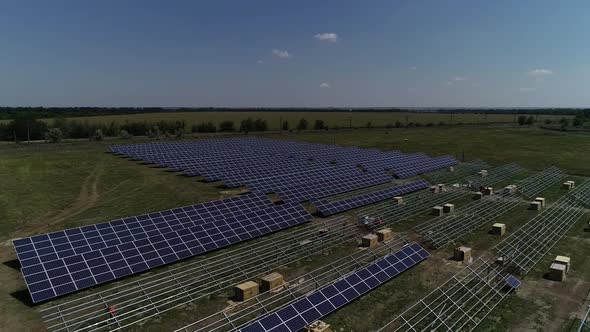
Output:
238,242,430,332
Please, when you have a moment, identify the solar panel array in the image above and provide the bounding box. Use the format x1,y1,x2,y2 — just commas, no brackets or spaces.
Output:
109,137,457,199
14,194,312,303
238,242,430,332
312,180,430,216
275,171,392,202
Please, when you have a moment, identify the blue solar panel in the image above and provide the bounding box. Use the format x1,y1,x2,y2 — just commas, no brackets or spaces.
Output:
238,242,430,332
15,202,312,303
312,180,430,216
505,275,521,289
13,193,273,267
275,171,392,202
109,137,457,192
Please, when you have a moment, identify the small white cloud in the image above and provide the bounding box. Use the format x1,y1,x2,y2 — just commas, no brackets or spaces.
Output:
257,59,263,64
408,66,417,70
319,82,331,88
272,49,291,58
527,69,553,76
519,87,536,92
314,33,338,42
454,76,467,81
442,81,453,87
471,83,480,87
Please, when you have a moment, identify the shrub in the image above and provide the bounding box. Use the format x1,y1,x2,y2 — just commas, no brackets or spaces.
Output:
93,129,104,141
240,118,254,134
219,120,234,132
147,126,160,139
366,121,372,129
525,115,535,125
395,121,402,128
297,118,308,131
517,115,527,126
45,128,63,143
282,121,289,131
119,129,131,139
193,122,216,133
314,120,325,130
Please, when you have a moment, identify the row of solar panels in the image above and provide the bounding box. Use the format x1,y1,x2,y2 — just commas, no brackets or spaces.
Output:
15,177,432,303
312,180,430,216
109,138,458,189
14,195,312,303
239,242,431,332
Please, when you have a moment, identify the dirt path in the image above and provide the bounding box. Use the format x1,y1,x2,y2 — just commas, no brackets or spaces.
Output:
19,161,105,236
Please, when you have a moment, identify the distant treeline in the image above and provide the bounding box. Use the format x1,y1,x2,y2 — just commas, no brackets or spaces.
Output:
0,110,586,142
0,107,588,120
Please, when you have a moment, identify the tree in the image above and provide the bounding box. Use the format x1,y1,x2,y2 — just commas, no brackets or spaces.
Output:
219,120,234,132
45,128,63,143
240,118,254,134
297,118,308,131
314,120,325,130
7,111,47,141
93,129,104,141
174,128,185,139
120,129,131,139
517,115,527,126
282,121,289,131
253,118,267,131
147,125,160,139
193,122,216,133
525,115,535,125
559,117,569,126
573,118,583,127
366,121,372,129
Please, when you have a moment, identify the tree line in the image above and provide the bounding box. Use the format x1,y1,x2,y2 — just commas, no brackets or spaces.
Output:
0,112,585,143
1,107,588,120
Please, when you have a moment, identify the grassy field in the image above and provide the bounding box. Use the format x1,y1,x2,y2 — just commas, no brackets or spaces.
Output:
0,111,571,130
0,123,589,332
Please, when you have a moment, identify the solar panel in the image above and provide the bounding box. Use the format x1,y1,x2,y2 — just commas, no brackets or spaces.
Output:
238,242,430,332
14,193,273,266
312,180,430,216
275,171,392,202
504,275,521,289
15,202,312,303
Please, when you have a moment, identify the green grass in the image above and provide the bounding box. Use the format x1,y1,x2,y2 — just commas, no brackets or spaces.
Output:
263,125,590,175
1,123,589,332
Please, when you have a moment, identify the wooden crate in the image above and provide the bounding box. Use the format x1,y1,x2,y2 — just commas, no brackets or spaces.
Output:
261,272,284,292
361,234,379,248
234,281,259,301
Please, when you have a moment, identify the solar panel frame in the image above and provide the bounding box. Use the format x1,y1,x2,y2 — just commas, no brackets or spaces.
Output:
17,202,312,303
238,242,430,332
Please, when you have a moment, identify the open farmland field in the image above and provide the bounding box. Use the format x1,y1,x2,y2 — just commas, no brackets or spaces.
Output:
1,124,589,332
4,111,571,130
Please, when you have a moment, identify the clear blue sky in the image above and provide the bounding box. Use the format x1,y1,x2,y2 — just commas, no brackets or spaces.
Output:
1,0,589,107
